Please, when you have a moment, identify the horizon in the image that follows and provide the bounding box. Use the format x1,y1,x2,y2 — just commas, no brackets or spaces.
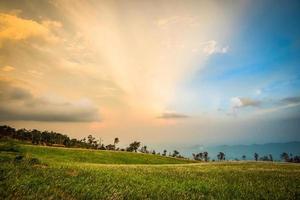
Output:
1,0,300,148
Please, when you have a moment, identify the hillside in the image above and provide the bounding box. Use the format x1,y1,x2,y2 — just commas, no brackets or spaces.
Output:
0,140,196,165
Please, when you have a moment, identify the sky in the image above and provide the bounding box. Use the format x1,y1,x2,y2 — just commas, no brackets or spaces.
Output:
0,0,299,150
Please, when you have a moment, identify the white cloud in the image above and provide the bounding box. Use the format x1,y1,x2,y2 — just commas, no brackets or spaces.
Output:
231,97,243,108
231,97,261,109
202,40,228,55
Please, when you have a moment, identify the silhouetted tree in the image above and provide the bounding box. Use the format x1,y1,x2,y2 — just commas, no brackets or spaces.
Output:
126,141,140,152
106,144,115,150
289,153,294,162
172,150,180,157
203,152,209,162
193,152,208,161
87,135,95,146
254,153,259,161
31,129,41,145
260,155,270,161
114,138,119,148
0,125,103,149
293,155,300,163
193,152,203,161
162,149,167,156
269,154,273,162
99,144,106,150
217,152,225,161
281,152,289,162
140,146,148,153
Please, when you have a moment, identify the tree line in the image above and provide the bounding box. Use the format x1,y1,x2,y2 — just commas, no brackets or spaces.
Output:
192,151,299,163
0,125,185,159
1,125,299,163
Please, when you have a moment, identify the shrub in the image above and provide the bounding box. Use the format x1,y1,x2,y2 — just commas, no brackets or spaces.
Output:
14,155,24,162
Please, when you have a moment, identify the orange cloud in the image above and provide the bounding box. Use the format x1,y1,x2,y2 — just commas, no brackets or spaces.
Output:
1,65,15,72
0,13,61,45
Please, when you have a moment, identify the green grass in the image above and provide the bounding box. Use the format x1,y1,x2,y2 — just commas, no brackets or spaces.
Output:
1,140,300,199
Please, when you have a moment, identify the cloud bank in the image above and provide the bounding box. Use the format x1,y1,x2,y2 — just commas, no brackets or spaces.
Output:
0,80,100,122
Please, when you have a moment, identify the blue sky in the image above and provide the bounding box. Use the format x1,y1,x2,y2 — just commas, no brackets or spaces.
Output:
175,0,300,116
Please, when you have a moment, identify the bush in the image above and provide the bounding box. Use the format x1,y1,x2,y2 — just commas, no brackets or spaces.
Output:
14,155,24,162
13,155,41,165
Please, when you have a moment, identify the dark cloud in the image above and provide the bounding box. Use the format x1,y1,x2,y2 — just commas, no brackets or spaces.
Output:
158,112,189,119
0,107,99,122
0,80,100,122
281,96,300,104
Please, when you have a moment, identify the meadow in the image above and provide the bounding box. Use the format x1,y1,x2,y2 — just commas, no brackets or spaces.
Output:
0,140,299,200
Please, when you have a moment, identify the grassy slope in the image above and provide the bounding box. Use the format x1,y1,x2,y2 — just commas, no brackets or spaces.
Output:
10,142,196,165
1,141,300,200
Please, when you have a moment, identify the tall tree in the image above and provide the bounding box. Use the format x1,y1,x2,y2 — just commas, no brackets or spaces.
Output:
114,137,119,147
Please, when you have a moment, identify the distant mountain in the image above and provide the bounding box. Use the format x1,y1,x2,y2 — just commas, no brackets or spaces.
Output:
180,142,300,160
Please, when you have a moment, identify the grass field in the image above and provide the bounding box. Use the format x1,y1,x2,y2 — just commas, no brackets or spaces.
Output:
0,140,299,200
